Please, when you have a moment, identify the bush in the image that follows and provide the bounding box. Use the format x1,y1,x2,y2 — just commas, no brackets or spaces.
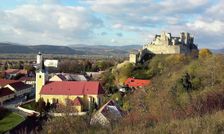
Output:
199,49,212,59
0,107,10,119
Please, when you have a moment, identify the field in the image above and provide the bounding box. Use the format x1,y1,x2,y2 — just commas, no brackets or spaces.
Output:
0,112,24,133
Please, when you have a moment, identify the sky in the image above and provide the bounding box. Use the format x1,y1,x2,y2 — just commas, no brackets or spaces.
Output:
0,0,223,49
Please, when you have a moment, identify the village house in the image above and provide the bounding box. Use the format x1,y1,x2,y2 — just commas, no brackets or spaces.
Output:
18,77,35,86
90,100,122,127
0,79,32,105
67,74,88,81
0,87,15,106
0,79,18,88
49,73,88,82
4,81,32,97
86,71,104,80
2,69,28,79
49,74,67,81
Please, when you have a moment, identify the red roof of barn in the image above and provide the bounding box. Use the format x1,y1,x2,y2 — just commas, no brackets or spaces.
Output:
125,78,151,88
0,87,15,97
40,81,104,95
0,79,19,87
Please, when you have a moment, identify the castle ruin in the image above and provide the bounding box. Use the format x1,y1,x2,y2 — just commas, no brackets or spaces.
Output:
129,32,198,63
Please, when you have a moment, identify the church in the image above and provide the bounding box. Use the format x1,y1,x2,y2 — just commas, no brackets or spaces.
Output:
35,52,104,112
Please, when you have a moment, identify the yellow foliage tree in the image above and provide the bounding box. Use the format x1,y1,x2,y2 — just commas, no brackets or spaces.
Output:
199,48,212,59
112,61,133,85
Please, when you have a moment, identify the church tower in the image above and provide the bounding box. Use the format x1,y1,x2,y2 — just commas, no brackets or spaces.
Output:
35,52,46,102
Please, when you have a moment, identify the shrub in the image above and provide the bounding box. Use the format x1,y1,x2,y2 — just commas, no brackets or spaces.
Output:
199,48,212,59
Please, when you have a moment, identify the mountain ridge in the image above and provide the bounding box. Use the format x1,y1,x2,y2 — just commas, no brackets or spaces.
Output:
0,42,141,55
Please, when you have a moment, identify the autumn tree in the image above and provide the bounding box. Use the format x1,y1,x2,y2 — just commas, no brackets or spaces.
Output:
37,98,46,116
112,61,133,85
199,48,212,59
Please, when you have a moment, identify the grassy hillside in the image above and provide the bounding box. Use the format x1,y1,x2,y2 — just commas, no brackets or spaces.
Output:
111,53,224,133
42,52,224,133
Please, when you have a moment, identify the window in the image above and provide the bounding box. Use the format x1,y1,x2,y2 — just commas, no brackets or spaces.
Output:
98,97,101,105
39,75,41,78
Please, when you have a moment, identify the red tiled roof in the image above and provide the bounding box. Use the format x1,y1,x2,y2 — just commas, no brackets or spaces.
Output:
8,81,32,91
3,69,27,75
40,81,104,95
4,69,18,74
0,87,14,97
18,76,35,81
125,78,151,88
0,79,18,87
73,97,82,106
18,69,27,75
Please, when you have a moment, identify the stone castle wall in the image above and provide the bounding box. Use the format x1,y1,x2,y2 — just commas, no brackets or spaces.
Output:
145,45,181,54
180,45,191,53
129,32,198,63
129,53,138,63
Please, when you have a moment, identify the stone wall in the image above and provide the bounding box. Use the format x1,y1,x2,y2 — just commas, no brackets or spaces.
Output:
145,45,180,54
129,32,198,64
129,53,137,63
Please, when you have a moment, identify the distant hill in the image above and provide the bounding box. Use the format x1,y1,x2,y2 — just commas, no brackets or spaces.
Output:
69,44,141,55
0,42,141,55
0,43,33,53
0,43,84,55
210,48,224,54
28,45,83,55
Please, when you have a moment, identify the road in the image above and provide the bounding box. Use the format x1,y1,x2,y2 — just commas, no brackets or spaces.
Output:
3,96,34,118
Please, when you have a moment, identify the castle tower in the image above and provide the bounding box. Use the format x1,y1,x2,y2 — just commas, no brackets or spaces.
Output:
35,52,46,102
184,32,190,45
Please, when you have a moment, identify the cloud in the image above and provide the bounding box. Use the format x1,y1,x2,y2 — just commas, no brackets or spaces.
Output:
0,4,102,44
0,0,223,48
113,23,123,29
101,32,107,36
88,0,210,27
187,20,224,33
111,38,116,43
116,33,123,37
86,0,224,48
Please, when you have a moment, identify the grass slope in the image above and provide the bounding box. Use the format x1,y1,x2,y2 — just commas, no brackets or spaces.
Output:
0,112,24,133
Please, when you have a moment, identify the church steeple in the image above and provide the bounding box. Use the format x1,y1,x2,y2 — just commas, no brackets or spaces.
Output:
36,52,45,72
35,52,46,102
